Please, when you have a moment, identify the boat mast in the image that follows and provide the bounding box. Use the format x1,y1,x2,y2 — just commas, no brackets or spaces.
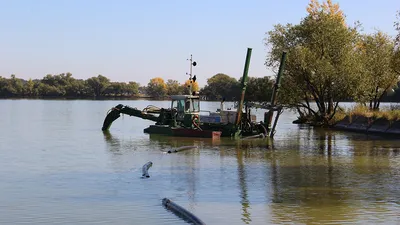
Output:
186,54,197,95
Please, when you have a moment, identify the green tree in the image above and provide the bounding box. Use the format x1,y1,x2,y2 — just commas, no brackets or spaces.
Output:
357,31,399,110
138,86,147,95
12,74,26,95
65,78,89,97
105,82,126,96
265,0,363,124
24,79,37,96
0,76,9,96
60,72,80,97
0,75,26,96
39,74,68,96
126,81,139,96
166,79,182,95
37,83,64,96
244,76,274,102
200,73,239,101
86,75,110,97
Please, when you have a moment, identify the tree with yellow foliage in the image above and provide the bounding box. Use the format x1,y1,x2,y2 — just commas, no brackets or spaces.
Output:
307,0,345,25
181,79,199,95
147,77,167,98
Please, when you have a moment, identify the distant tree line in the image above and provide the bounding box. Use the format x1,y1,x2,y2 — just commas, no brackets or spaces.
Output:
0,73,140,98
0,72,276,102
146,73,276,102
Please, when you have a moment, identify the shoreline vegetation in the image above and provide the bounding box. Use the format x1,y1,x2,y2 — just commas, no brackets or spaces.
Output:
294,104,400,124
0,73,275,102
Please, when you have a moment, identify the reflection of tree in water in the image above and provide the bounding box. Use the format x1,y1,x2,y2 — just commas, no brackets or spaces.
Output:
349,136,400,157
267,130,355,224
236,148,252,224
348,136,400,204
235,138,274,151
267,128,400,224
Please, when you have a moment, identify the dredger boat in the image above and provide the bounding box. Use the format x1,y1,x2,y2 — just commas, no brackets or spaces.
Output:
101,49,268,139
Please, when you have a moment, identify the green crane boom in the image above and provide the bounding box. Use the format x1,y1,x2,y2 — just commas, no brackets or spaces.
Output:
101,104,172,131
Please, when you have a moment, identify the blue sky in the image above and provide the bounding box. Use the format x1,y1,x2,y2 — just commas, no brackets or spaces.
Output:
0,0,398,87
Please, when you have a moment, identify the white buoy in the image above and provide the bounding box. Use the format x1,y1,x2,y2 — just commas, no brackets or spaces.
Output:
142,161,153,178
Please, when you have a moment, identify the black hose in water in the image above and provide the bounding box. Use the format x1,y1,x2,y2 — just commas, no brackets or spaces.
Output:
167,146,198,154
162,198,206,225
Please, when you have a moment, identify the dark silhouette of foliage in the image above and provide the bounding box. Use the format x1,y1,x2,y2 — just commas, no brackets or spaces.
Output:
0,73,275,102
0,73,140,99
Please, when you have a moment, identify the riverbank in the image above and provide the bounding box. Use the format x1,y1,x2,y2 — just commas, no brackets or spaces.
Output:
329,105,400,135
333,115,400,135
291,105,400,136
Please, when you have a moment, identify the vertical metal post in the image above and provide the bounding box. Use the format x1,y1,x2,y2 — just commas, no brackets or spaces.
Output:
264,51,287,131
270,108,282,138
188,54,193,95
235,48,252,126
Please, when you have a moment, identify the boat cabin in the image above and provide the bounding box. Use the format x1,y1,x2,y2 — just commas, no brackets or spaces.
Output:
170,95,200,121
171,95,200,113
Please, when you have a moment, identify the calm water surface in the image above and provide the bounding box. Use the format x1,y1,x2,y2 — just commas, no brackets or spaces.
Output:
0,99,399,225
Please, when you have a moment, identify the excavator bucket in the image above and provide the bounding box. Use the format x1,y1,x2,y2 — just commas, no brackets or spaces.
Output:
101,104,163,131
102,104,124,131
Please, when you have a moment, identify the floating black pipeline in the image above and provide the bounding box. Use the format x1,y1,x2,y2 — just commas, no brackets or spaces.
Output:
167,146,198,154
162,198,206,225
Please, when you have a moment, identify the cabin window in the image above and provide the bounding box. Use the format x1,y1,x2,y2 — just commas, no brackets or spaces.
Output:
171,100,177,109
172,99,185,111
185,100,191,111
193,99,200,112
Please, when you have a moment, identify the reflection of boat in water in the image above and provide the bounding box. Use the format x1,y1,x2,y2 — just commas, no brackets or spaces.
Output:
170,127,222,138
101,49,268,139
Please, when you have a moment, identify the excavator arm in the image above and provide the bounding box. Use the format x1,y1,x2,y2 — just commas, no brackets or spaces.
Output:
101,104,172,131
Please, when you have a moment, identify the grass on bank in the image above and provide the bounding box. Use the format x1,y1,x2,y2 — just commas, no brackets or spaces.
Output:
332,104,400,124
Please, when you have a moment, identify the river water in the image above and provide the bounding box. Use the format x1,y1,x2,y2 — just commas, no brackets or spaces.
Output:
0,99,398,225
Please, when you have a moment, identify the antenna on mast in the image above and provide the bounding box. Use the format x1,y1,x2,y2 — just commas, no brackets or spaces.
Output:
186,54,197,95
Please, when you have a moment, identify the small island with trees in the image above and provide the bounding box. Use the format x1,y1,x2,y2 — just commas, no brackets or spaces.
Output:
264,0,400,131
